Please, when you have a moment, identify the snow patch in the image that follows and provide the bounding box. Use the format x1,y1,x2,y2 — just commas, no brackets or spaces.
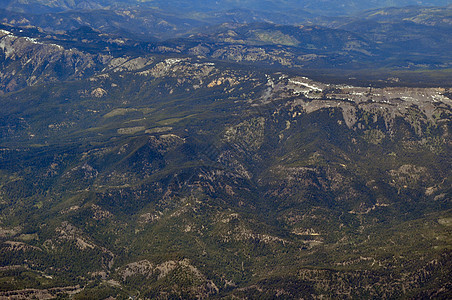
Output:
289,78,323,92
0,29,12,35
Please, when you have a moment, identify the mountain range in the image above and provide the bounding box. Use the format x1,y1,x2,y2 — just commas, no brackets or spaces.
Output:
0,1,451,299
2,0,452,15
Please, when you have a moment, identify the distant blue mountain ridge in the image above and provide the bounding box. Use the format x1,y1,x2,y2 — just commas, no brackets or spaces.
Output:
1,0,451,15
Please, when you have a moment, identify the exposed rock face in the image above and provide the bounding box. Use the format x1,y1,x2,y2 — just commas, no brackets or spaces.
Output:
0,29,109,93
117,259,219,298
259,75,452,137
